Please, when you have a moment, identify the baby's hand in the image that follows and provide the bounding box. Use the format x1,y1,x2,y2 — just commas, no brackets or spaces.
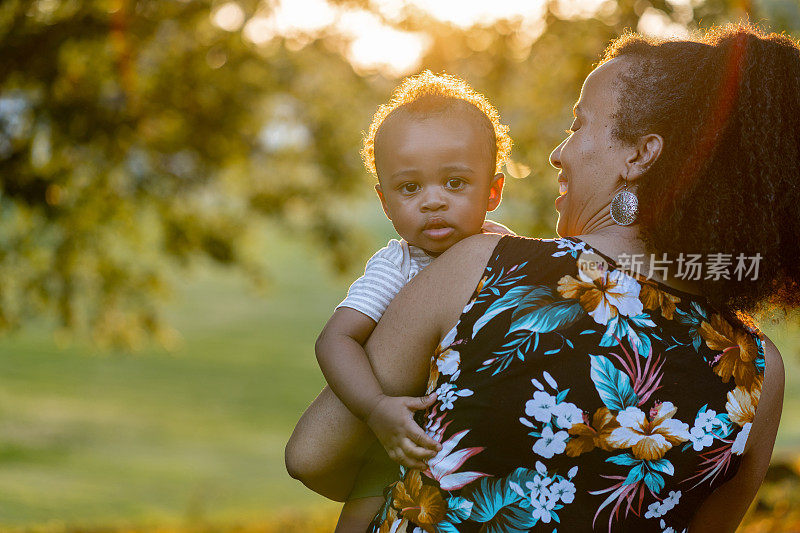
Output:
482,219,516,236
366,393,442,470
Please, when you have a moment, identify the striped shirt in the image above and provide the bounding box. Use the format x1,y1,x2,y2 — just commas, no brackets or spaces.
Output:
336,239,434,323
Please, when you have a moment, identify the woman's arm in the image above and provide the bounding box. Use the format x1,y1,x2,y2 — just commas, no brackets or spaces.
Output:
285,234,502,498
316,307,441,470
688,334,785,532
365,234,502,395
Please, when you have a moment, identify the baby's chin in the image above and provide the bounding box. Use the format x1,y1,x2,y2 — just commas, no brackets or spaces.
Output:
412,233,486,257
403,238,446,257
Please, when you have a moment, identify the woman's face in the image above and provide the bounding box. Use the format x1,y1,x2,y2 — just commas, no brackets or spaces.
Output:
549,57,638,237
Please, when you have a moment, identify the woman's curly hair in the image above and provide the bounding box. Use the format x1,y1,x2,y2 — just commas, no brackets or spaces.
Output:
600,23,800,320
361,70,512,177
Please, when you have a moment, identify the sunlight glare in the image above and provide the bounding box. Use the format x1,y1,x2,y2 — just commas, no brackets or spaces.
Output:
243,0,336,46
551,0,616,20
241,0,642,75
338,11,430,77
211,2,245,32
243,15,275,45
401,0,546,28
638,7,691,38
271,0,336,37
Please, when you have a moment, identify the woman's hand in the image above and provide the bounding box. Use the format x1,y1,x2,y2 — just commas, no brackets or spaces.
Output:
482,219,515,235
365,393,442,470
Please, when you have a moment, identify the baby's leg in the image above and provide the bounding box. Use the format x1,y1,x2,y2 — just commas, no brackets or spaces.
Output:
334,497,385,533
285,385,375,501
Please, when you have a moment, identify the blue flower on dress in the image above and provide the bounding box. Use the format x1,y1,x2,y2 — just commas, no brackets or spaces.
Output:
673,301,708,351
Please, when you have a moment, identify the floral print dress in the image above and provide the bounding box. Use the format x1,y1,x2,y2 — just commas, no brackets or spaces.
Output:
367,236,765,533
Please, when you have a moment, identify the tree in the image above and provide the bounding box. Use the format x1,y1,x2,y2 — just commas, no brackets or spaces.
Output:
0,0,383,347
0,0,789,347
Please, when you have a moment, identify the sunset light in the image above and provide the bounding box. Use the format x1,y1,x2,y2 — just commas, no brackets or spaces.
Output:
225,0,705,76
8,0,798,531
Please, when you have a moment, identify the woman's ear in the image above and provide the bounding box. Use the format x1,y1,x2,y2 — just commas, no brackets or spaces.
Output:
487,173,505,212
626,133,663,182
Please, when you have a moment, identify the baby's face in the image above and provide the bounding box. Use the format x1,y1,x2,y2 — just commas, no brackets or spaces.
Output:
374,114,503,256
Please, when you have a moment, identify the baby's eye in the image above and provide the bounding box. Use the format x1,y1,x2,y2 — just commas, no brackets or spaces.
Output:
401,183,419,194
445,178,465,189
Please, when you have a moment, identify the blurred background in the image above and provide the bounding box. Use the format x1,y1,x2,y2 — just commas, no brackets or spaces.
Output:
0,0,799,531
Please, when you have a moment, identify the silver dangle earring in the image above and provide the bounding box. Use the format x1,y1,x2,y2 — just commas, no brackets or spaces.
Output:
610,177,638,226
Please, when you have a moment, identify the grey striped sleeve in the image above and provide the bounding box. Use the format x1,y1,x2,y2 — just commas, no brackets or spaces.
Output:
335,251,407,323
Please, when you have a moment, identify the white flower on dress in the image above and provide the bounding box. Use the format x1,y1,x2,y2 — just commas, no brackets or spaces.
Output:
689,426,715,451
607,402,691,460
526,472,552,505
532,425,569,458
436,348,461,377
553,401,583,429
436,383,473,410
552,238,590,258
548,478,576,504
557,267,643,325
688,409,723,451
732,422,752,455
658,518,687,533
526,391,557,423
645,490,682,519
696,409,720,432
530,495,556,523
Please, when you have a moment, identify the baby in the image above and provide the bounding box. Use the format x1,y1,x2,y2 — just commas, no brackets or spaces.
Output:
287,71,513,530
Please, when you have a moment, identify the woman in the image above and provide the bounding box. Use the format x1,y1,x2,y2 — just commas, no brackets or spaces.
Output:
290,23,795,532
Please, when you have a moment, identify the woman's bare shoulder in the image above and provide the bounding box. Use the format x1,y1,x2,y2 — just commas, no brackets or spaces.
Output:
396,234,504,338
747,333,785,453
688,331,784,532
434,233,504,270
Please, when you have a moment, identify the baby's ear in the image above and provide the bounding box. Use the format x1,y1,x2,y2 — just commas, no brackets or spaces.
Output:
375,183,392,220
487,173,505,212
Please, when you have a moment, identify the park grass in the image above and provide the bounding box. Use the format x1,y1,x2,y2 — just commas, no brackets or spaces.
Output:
0,213,799,530
0,222,358,528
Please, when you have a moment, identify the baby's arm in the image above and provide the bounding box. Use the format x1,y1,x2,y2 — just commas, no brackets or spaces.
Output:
316,308,441,469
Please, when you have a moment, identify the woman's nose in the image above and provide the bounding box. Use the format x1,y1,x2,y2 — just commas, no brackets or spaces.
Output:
549,140,565,169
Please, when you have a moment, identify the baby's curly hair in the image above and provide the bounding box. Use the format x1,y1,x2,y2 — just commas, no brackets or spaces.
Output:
600,23,800,320
361,71,512,177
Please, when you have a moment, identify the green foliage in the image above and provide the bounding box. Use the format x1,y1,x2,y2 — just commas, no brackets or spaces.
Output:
0,0,794,346
0,0,381,346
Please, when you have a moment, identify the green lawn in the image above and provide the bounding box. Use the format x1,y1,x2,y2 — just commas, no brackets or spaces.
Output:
0,222,361,527
0,216,798,528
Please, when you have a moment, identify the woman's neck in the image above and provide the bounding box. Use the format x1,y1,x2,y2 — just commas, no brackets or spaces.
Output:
574,226,704,297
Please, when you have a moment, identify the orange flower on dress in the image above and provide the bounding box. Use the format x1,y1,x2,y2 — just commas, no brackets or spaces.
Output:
699,314,759,389
607,402,690,461
726,380,761,427
392,469,447,532
426,326,460,394
474,275,488,296
638,279,681,320
566,407,620,457
378,507,408,533
557,262,643,325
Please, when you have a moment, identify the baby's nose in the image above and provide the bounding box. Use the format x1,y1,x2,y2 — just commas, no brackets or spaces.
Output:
421,189,447,210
